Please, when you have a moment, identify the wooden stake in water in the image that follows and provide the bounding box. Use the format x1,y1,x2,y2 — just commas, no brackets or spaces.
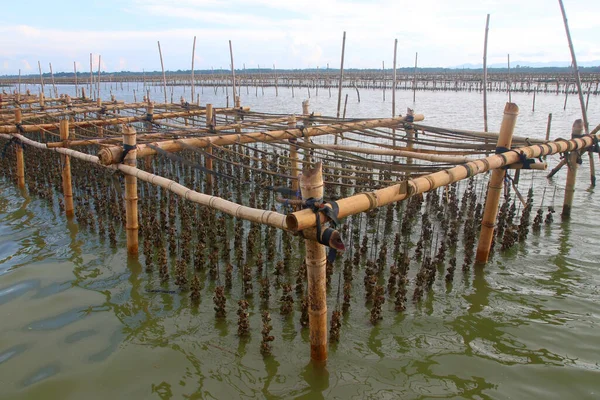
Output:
157,41,168,104
14,109,25,188
37,61,45,96
60,118,74,218
74,62,78,98
336,31,346,120
507,54,512,102
482,14,490,132
123,124,139,255
382,60,385,101
299,163,328,363
191,36,197,103
413,52,418,102
49,62,58,98
89,53,93,99
97,55,102,100
392,39,397,118
562,120,583,217
229,40,237,99
558,0,594,186
476,102,519,263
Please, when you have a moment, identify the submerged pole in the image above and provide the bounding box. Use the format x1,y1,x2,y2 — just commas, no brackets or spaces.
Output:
299,162,328,363
14,109,25,188
475,102,519,263
205,104,214,187
60,118,74,218
123,124,139,255
562,119,583,218
289,116,299,196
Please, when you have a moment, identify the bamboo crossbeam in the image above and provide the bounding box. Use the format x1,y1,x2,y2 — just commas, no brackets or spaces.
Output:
312,143,477,163
96,114,425,165
0,132,288,229
0,107,246,134
286,125,600,232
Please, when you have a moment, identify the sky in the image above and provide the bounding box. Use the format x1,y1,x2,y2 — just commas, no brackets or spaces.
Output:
0,0,599,75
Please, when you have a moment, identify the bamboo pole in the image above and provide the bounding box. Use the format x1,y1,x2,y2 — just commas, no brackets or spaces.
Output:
158,41,168,104
191,36,196,104
289,116,299,196
1,132,288,230
205,103,214,187
89,54,93,99
559,0,589,134
14,109,25,188
475,102,519,263
229,40,237,100
336,31,346,121
483,14,490,132
98,114,424,164
49,62,58,98
382,61,385,101
562,119,583,218
37,61,45,96
507,54,511,102
392,39,397,118
287,120,600,234
74,61,78,97
97,55,101,100
123,124,139,255
299,162,328,363
545,113,553,141
60,118,74,218
413,52,418,102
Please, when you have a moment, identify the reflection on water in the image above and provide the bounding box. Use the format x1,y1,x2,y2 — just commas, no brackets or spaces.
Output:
1,86,600,398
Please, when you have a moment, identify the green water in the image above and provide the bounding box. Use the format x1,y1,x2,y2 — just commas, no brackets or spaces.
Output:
1,87,600,399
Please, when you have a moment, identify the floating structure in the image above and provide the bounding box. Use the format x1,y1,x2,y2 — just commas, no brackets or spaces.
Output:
0,90,598,364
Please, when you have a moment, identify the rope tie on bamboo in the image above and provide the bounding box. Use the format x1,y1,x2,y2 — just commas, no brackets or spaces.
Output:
120,143,137,163
591,136,600,153
303,197,341,263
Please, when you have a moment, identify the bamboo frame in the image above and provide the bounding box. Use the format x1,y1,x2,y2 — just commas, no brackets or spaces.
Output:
60,118,74,218
300,162,328,363
475,102,518,263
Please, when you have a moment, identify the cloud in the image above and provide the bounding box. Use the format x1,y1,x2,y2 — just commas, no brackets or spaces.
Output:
0,0,599,75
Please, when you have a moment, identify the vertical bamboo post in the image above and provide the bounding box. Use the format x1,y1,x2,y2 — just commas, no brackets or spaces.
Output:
413,52,418,102
229,40,237,99
191,36,197,104
205,103,214,187
60,119,74,218
17,69,21,102
289,116,299,196
475,102,519,264
562,119,583,218
49,62,58,98
507,54,512,102
482,14,490,132
74,61,78,97
14,109,25,188
392,39,397,117
382,60,385,101
37,61,45,96
335,31,346,121
545,113,553,141
89,53,93,99
158,41,168,104
299,162,328,363
532,91,536,112
123,124,138,255
97,55,101,100
97,98,104,137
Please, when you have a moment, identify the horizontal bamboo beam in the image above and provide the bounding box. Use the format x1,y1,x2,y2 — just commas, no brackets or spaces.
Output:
311,143,477,163
0,132,287,230
0,107,248,134
286,125,600,232
96,114,425,165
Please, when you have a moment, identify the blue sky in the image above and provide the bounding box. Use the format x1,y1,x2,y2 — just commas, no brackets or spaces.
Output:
1,0,599,75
